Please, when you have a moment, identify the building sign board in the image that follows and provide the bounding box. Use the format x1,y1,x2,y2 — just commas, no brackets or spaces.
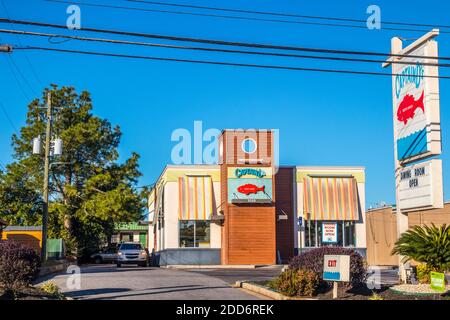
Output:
323,255,350,282
398,159,443,211
391,37,441,163
227,167,272,203
322,222,338,244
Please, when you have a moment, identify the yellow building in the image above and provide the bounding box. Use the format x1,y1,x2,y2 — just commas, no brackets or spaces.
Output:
1,226,43,253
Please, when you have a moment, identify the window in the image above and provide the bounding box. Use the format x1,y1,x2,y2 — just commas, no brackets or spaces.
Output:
179,220,211,248
304,221,356,248
119,243,142,250
305,220,317,247
241,138,257,154
344,222,356,247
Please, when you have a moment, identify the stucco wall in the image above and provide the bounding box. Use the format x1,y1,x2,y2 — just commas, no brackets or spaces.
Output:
295,168,366,252
161,180,222,250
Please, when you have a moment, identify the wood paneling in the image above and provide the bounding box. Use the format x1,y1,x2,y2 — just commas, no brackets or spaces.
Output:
223,130,273,165
227,206,276,265
408,203,450,227
365,207,398,266
275,168,295,263
220,129,276,265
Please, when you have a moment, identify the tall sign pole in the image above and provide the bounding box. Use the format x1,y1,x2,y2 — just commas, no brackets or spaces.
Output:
41,92,52,264
383,29,443,283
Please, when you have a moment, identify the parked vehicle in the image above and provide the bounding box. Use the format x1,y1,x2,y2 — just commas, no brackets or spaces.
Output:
90,247,118,264
116,242,149,267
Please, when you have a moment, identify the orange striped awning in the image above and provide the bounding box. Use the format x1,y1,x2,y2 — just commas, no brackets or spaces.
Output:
178,176,214,220
303,177,359,221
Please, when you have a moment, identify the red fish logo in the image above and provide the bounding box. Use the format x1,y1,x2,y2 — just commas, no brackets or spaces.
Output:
237,184,265,195
397,91,425,125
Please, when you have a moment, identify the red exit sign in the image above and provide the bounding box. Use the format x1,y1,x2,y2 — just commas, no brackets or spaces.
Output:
328,260,337,267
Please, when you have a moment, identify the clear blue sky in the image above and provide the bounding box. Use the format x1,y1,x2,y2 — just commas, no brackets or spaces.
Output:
0,0,449,208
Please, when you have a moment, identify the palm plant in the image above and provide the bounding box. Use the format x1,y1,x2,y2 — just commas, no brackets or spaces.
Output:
392,224,450,272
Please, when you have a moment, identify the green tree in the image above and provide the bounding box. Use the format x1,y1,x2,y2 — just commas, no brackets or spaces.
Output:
0,85,146,258
392,224,450,272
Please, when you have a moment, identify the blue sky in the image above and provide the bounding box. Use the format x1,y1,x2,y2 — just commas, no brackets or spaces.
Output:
0,0,449,208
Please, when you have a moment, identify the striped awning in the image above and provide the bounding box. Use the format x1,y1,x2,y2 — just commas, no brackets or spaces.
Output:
178,176,214,220
303,177,359,221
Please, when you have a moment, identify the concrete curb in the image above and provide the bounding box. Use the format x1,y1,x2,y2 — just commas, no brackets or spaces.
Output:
235,281,318,300
38,261,75,277
164,264,266,269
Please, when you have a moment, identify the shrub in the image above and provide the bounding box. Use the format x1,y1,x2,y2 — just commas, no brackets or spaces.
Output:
270,269,319,297
392,224,450,273
288,247,367,287
39,281,63,299
0,241,40,293
415,264,434,284
369,292,384,300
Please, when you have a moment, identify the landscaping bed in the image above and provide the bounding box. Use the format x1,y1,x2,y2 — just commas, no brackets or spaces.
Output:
251,280,449,300
0,286,65,300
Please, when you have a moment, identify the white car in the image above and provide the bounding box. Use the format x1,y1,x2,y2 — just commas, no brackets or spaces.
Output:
116,242,149,267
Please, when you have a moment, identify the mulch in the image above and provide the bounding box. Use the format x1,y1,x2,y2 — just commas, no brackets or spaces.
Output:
316,285,449,300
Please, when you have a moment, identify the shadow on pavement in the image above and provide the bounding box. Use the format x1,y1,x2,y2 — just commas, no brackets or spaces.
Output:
67,285,205,298
65,287,131,297
91,285,232,300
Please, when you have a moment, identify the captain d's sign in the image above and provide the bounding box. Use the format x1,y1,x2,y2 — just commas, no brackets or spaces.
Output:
388,30,442,163
227,167,273,204
235,168,266,178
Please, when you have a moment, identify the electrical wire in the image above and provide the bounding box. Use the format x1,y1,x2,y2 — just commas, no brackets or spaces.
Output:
1,54,31,100
124,0,450,31
2,28,449,68
44,0,450,34
0,18,446,61
13,45,450,79
0,101,18,133
1,0,42,87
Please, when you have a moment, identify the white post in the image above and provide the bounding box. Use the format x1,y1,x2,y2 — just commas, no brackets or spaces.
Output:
332,281,338,299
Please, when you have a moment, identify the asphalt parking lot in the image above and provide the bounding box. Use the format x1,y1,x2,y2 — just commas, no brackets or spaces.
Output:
36,264,268,300
36,263,412,300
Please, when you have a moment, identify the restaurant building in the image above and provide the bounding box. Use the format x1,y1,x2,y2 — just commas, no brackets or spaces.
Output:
148,129,366,265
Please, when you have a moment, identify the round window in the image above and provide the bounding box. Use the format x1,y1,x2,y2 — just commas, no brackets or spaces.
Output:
241,138,257,154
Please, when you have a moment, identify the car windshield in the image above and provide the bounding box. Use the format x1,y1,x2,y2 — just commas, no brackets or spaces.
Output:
119,243,142,250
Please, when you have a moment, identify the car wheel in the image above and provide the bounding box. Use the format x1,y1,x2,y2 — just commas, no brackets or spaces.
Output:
94,257,103,264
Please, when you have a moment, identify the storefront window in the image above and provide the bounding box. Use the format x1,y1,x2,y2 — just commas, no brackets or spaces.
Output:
344,222,356,247
179,220,211,248
305,220,317,247
304,221,356,248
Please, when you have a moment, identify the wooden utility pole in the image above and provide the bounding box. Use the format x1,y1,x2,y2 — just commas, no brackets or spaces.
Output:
0,45,12,52
41,92,52,263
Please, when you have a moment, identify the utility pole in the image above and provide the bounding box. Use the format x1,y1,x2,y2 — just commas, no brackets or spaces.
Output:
41,92,52,264
0,45,12,52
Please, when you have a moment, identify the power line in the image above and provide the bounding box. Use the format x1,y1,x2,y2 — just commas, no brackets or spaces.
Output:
0,18,447,61
14,46,450,80
0,0,43,87
0,100,17,133
0,54,32,100
2,28,450,68
125,0,450,31
44,0,450,34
